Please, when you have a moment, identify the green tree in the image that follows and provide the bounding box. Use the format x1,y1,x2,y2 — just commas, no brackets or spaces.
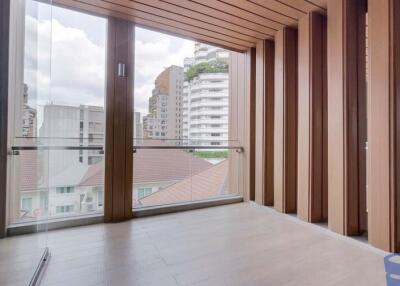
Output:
185,61,228,82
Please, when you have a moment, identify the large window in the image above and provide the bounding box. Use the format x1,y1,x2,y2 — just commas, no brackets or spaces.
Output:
8,4,243,224
8,1,107,223
131,27,239,208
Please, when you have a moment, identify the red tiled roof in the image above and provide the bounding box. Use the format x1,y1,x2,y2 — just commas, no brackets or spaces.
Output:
80,141,212,186
19,140,46,192
137,159,229,207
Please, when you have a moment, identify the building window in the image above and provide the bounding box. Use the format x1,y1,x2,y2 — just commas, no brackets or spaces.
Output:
21,197,33,213
56,205,75,214
211,133,220,137
97,191,104,207
56,186,74,194
88,156,101,165
137,187,152,199
211,142,220,146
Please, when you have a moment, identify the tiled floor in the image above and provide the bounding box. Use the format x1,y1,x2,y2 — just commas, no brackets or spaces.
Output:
0,203,388,286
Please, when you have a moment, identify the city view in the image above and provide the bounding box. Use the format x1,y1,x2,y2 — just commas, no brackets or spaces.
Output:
11,4,235,223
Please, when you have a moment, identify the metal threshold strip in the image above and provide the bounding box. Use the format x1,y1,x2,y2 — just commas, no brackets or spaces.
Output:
29,247,50,286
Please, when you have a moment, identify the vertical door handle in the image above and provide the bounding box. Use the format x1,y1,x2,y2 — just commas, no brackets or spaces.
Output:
118,63,126,78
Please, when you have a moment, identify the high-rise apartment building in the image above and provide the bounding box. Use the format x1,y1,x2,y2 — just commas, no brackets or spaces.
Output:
143,65,184,141
182,43,229,146
21,84,37,137
134,111,143,140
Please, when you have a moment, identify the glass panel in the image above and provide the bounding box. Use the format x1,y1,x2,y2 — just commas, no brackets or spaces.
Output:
132,148,192,207
133,27,240,208
5,3,107,282
134,28,230,147
132,143,239,209
2,0,52,285
8,3,107,224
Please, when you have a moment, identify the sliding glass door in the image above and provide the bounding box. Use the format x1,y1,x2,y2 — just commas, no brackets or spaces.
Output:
5,0,53,284
6,1,107,283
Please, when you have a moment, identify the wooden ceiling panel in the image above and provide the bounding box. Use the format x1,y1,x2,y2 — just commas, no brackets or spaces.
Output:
54,0,252,51
55,0,329,52
191,0,285,30
162,0,277,35
204,0,299,26
248,0,307,19
132,0,269,40
105,0,259,44
270,0,327,14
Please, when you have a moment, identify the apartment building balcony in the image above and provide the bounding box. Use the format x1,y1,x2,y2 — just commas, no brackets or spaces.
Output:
190,82,228,92
189,119,228,126
189,100,228,109
189,92,228,101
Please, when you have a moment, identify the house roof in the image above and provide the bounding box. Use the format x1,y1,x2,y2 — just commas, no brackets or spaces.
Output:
136,159,229,207
79,141,212,186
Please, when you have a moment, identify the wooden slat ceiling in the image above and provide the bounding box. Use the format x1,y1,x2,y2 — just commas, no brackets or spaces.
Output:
54,0,327,52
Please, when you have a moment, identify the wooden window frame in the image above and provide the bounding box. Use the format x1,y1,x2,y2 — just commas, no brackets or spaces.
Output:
0,0,11,238
104,17,134,222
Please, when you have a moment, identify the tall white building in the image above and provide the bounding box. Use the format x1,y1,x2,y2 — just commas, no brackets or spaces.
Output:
182,43,229,146
143,65,184,142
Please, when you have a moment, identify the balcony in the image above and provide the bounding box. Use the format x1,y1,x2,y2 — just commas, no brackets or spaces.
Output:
189,92,228,101
190,82,228,92
189,100,228,109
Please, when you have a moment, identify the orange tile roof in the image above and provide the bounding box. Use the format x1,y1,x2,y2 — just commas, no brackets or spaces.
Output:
80,141,212,186
136,159,229,207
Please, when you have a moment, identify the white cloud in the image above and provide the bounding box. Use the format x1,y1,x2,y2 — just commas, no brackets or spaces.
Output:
50,19,106,107
24,12,107,129
134,27,194,115
23,11,195,124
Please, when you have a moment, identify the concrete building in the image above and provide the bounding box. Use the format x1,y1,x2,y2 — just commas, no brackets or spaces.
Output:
39,104,104,165
183,43,229,146
133,111,142,140
143,65,184,142
21,84,37,137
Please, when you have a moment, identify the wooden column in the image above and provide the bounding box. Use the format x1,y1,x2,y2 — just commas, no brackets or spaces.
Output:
274,27,298,213
0,0,10,238
255,40,274,206
249,48,256,201
327,0,367,235
368,0,400,252
104,18,134,222
229,48,256,202
297,12,328,223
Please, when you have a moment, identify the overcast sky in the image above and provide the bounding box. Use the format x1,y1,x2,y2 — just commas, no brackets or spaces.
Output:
25,3,194,120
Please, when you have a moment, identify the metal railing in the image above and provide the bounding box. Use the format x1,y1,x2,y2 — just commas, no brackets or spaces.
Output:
9,144,243,153
9,145,104,155
132,145,243,152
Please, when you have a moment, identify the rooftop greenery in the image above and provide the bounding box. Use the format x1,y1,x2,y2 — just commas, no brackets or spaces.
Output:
185,61,228,82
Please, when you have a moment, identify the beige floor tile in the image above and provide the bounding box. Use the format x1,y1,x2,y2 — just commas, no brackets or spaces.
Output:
0,203,389,286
